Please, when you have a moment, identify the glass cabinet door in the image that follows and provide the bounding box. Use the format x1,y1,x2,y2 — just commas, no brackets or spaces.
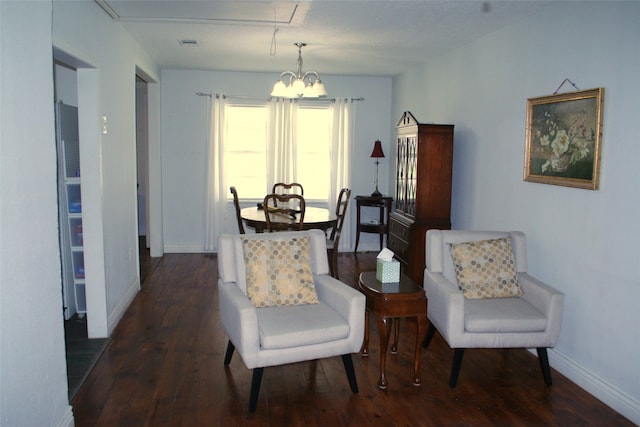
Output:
405,136,417,217
395,136,407,212
394,135,417,217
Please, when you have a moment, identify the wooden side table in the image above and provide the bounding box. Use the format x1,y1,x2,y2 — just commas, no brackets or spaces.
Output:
358,271,427,389
354,196,392,252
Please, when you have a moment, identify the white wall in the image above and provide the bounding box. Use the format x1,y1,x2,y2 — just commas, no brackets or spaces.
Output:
160,69,393,252
2,0,163,421
52,1,160,333
393,2,640,423
0,2,74,426
55,64,78,106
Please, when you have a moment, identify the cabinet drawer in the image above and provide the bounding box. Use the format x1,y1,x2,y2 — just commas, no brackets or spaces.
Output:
389,218,411,242
388,234,410,264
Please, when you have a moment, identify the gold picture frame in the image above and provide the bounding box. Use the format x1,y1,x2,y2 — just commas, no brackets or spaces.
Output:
524,88,604,190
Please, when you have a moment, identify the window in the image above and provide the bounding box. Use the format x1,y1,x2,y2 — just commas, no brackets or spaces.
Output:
225,103,332,201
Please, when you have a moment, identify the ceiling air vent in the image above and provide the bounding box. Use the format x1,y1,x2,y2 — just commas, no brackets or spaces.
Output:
178,39,198,47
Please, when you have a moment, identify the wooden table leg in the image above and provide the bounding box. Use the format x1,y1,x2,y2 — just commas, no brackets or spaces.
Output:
377,316,392,389
413,315,428,386
361,309,370,356
390,318,400,354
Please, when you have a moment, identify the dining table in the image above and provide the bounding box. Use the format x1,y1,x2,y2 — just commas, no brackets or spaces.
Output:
240,206,337,233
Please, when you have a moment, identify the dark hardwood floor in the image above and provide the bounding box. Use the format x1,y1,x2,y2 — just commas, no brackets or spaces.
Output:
64,237,160,400
64,314,109,401
71,251,632,426
139,236,162,287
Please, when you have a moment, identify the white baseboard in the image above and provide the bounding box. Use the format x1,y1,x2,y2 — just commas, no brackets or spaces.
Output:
549,348,640,425
164,243,204,253
56,405,74,427
107,277,140,335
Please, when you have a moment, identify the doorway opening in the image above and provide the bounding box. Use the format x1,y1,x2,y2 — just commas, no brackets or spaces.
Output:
54,60,109,401
135,74,160,284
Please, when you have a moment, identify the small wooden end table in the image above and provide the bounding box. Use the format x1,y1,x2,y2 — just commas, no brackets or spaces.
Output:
358,271,428,389
353,196,392,252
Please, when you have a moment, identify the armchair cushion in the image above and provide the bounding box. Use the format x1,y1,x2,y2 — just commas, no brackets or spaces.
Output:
465,298,547,333
257,303,349,350
448,237,523,299
242,235,318,307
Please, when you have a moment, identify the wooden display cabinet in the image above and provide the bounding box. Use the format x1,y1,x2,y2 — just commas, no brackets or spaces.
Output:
388,112,454,283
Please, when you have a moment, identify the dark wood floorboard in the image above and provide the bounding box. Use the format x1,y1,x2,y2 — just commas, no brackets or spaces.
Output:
64,237,160,401
139,236,161,286
64,315,109,400
71,251,633,426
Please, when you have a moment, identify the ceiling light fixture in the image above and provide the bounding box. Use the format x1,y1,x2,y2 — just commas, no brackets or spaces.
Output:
270,42,327,99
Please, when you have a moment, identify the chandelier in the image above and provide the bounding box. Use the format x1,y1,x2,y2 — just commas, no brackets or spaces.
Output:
270,42,327,99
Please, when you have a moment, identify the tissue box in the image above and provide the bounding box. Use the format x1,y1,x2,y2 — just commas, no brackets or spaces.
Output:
376,258,400,283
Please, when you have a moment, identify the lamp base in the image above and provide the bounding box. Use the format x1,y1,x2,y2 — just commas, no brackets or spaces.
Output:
371,189,382,197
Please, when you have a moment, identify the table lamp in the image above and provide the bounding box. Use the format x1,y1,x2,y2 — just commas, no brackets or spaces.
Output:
370,139,385,197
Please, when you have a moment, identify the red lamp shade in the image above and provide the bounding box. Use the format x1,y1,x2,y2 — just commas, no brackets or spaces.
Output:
370,140,385,158
370,140,385,197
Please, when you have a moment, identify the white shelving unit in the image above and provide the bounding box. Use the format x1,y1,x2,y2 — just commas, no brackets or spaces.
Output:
56,101,86,319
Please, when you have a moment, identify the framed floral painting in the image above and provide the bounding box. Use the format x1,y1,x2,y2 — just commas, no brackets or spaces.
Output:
524,88,604,189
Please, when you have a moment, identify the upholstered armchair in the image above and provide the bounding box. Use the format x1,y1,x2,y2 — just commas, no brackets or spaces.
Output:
217,229,365,412
423,230,564,387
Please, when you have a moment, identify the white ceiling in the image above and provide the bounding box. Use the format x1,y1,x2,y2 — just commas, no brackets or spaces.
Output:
97,0,553,77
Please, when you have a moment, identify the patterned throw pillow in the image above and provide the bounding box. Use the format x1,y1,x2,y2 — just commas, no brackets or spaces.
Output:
448,237,522,299
241,235,318,307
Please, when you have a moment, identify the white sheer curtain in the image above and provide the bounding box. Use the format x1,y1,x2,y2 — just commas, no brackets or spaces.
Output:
267,98,297,187
329,98,355,251
204,95,228,252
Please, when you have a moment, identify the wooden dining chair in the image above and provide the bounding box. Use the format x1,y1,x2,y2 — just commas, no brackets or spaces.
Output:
229,186,245,234
272,182,304,196
263,193,306,232
327,188,351,279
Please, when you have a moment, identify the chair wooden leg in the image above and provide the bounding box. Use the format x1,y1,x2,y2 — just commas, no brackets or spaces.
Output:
331,251,339,279
537,347,553,386
449,348,465,388
223,340,235,365
342,354,359,393
422,323,437,349
326,248,339,279
248,367,264,412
